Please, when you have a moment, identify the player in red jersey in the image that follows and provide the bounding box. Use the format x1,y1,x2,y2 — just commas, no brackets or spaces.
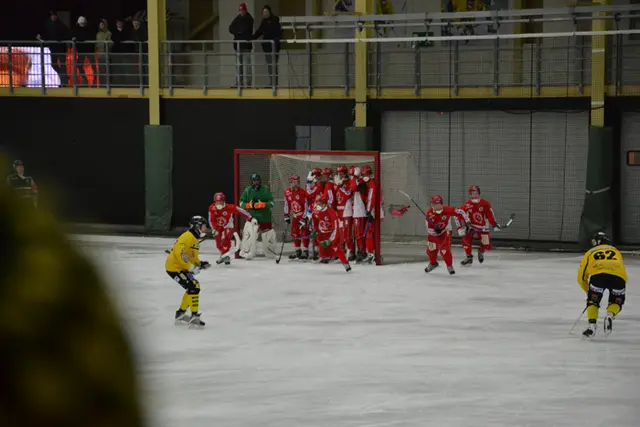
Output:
208,192,253,265
349,165,369,262
322,168,336,209
334,165,355,259
459,185,500,266
305,167,323,260
425,195,469,275
361,165,383,264
284,174,310,260
311,194,351,272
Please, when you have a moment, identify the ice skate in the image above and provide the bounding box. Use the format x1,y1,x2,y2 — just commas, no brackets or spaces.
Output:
216,255,231,265
604,314,614,336
425,261,439,273
174,309,190,325
299,249,309,260
363,253,375,264
319,258,330,264
343,262,352,272
461,255,473,266
355,252,367,263
447,265,456,275
312,249,319,261
477,249,485,264
582,322,597,339
347,250,356,262
188,312,205,329
289,249,302,260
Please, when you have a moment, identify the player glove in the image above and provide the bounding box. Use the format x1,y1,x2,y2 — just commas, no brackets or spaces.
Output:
321,239,331,248
254,201,267,209
493,224,501,232
245,202,253,209
309,231,317,239
284,214,291,224
457,226,466,237
433,225,443,235
199,261,211,270
366,211,374,223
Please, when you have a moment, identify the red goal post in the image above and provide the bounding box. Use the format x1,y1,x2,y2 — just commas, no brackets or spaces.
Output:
233,149,428,265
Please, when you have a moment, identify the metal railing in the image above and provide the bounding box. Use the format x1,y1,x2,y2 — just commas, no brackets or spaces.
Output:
1,34,639,96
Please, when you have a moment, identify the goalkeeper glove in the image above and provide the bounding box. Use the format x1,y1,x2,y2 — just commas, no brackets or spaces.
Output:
284,214,291,224
321,239,331,248
254,201,267,209
245,202,253,209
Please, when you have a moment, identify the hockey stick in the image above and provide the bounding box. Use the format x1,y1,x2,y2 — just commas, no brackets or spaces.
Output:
569,306,588,335
275,225,289,264
500,213,516,229
397,190,440,229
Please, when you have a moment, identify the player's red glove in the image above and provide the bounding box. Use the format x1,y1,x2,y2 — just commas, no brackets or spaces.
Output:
321,239,331,248
254,201,267,209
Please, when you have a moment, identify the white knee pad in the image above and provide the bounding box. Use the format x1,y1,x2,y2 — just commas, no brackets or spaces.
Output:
262,229,278,258
240,221,259,259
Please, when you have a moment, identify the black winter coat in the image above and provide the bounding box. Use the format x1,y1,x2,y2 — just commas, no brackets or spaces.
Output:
253,15,283,53
229,14,254,52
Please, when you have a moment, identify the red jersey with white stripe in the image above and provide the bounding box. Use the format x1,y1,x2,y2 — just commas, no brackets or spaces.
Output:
284,187,308,219
364,178,385,218
312,205,340,243
425,206,468,236
460,198,498,231
334,184,353,218
208,203,251,231
324,181,336,209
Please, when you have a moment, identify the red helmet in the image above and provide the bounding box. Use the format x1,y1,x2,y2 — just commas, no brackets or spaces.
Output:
214,192,226,203
347,165,357,176
361,165,373,176
431,195,443,205
336,165,347,175
469,185,481,196
289,174,300,183
311,168,322,178
322,167,333,177
315,193,328,205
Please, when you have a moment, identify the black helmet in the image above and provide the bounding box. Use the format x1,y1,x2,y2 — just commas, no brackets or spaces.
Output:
251,173,261,189
13,160,23,168
189,215,207,236
591,231,611,247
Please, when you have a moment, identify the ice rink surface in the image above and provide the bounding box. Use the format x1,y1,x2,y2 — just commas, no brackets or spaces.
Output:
74,235,640,427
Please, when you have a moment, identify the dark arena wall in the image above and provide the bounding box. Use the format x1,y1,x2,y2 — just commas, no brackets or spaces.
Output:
162,99,355,226
0,97,148,225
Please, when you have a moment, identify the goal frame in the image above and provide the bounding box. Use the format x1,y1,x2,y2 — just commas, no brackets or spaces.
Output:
233,149,383,265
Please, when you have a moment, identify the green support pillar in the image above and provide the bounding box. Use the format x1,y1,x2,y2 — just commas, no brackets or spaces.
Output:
345,126,373,151
578,127,613,248
144,125,173,232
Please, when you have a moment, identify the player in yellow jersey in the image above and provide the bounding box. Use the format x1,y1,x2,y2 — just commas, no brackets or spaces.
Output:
166,216,211,328
577,232,627,339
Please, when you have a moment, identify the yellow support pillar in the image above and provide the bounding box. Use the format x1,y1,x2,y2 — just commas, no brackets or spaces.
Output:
591,0,608,128
354,0,373,127
147,0,166,125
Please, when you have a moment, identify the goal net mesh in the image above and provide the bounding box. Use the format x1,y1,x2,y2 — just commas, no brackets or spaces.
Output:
236,151,429,264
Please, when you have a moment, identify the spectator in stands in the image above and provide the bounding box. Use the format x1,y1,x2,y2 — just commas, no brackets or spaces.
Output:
37,12,69,87
229,3,254,88
253,5,282,87
131,19,148,86
6,160,37,207
96,19,112,87
111,19,133,86
72,16,95,86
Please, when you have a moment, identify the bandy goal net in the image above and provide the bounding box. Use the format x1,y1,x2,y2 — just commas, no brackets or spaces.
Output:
233,149,429,265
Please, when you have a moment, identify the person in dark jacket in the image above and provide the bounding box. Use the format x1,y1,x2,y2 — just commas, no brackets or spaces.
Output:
37,12,69,87
253,5,282,87
72,16,96,86
229,3,254,87
110,20,133,86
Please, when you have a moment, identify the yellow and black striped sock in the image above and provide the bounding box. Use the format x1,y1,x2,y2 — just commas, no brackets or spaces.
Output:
179,293,190,311
190,294,199,313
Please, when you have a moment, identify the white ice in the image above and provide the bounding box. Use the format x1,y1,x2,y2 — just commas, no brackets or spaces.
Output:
74,235,640,427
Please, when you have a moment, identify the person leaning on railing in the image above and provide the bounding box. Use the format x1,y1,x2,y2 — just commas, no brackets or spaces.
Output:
96,19,112,86
72,16,95,86
252,5,282,87
36,11,70,86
